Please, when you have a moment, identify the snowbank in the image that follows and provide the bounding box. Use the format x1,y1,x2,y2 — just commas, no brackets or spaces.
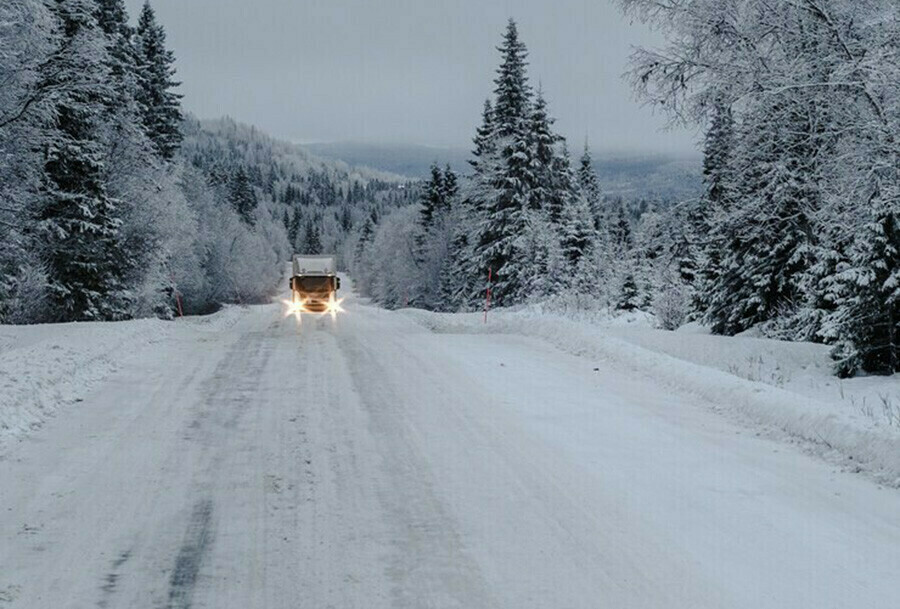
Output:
399,307,900,486
0,305,250,453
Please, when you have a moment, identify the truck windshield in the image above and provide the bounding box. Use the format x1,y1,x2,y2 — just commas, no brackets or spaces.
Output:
296,276,333,292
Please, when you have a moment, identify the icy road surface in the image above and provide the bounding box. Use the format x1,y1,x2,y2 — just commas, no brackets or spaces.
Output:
2,292,899,608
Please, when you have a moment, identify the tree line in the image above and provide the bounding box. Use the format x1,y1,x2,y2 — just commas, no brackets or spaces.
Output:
352,12,900,378
0,0,410,321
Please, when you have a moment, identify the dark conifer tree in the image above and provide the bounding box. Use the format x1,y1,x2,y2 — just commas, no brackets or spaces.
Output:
470,100,496,171
694,95,735,316
135,1,182,159
441,165,458,203
229,167,257,225
617,273,640,311
527,89,557,215
491,19,531,139
704,97,819,335
472,19,535,305
301,219,322,254
419,162,446,231
38,0,128,321
827,198,900,376
577,141,602,230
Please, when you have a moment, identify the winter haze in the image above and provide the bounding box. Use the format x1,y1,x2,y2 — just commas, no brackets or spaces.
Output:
123,0,696,154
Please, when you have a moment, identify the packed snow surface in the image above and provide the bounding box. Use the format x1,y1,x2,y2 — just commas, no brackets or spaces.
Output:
1,288,899,608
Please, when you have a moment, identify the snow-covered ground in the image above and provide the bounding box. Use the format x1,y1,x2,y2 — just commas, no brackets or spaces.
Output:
1,287,899,607
0,306,248,455
401,307,900,487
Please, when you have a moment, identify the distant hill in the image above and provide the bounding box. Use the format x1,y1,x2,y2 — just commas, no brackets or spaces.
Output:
303,142,472,178
302,141,701,201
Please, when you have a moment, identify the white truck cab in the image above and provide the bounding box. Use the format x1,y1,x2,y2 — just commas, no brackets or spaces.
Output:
289,255,341,313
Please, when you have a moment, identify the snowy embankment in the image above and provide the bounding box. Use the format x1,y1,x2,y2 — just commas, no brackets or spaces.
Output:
0,306,248,453
399,307,900,486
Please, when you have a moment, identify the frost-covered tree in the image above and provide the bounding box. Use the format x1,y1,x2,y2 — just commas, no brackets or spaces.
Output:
826,196,900,376
471,19,535,306
693,95,734,317
577,142,603,231
300,218,322,254
527,89,558,215
229,166,258,225
560,190,596,268
491,19,531,139
620,0,900,373
704,97,820,335
0,0,55,322
419,162,446,231
135,1,181,159
37,0,128,321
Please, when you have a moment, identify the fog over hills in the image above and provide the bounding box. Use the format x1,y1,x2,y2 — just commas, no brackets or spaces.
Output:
303,141,702,201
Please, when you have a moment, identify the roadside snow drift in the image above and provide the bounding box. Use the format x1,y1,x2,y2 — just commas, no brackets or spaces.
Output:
0,306,248,453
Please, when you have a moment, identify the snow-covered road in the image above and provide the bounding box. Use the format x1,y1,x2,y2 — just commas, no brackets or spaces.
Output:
2,291,899,608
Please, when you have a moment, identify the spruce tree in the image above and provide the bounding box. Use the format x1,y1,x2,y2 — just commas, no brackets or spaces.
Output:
491,19,531,139
704,97,819,335
94,0,138,100
354,215,375,264
610,202,633,252
288,208,302,249
826,198,900,376
135,1,182,159
617,273,640,311
693,95,735,317
471,19,535,306
577,142,602,230
419,162,446,231
229,166,257,225
527,89,557,214
470,99,496,171
301,219,322,254
547,141,580,226
441,165,458,203
38,0,128,321
560,191,596,267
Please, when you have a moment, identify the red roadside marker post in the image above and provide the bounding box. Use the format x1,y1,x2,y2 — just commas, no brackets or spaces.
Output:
483,268,493,324
171,274,184,318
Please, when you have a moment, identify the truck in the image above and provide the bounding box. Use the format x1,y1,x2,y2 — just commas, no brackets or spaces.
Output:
289,255,342,313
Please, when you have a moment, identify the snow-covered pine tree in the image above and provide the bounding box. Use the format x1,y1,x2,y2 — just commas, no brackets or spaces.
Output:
520,209,567,300
577,142,603,231
441,165,458,205
354,213,375,265
229,166,257,225
94,0,138,98
491,19,531,139
704,95,819,336
471,19,534,306
527,88,557,215
469,100,495,171
37,0,128,321
135,1,182,160
440,196,474,311
617,273,640,311
301,219,322,254
826,192,900,377
287,208,302,248
693,93,734,317
560,189,596,268
419,162,446,231
547,140,581,229
609,201,633,253
0,0,56,322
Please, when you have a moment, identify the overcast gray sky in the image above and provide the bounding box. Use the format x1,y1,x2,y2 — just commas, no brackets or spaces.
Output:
125,0,698,154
